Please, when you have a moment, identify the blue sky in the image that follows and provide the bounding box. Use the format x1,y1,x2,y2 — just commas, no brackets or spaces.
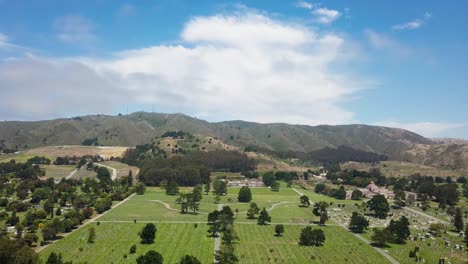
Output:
0,0,467,138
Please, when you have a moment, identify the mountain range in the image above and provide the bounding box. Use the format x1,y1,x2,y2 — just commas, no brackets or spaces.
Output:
0,112,467,170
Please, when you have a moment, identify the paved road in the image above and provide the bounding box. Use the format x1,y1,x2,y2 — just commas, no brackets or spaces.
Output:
94,163,118,180
292,188,304,196
35,193,135,253
65,168,78,179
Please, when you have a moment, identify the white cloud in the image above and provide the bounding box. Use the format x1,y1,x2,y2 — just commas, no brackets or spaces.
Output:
312,8,341,24
392,12,432,31
373,121,466,138
295,1,313,10
54,15,96,45
392,19,423,31
0,11,366,125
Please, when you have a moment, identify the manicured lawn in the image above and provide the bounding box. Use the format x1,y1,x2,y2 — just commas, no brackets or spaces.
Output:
40,222,214,264
235,224,390,264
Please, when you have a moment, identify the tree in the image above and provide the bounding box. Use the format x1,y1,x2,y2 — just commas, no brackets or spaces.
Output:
136,250,163,264
262,172,276,187
46,252,63,264
204,182,210,195
271,180,280,192
371,228,392,247
454,207,464,232
349,212,369,233
213,180,227,196
96,167,111,182
179,255,202,264
367,195,390,219
387,216,410,244
394,190,406,207
257,208,271,225
23,233,39,246
42,227,57,241
464,224,468,246
299,226,325,246
247,202,260,219
420,193,430,211
87,227,96,244
300,195,310,207
237,186,252,202
335,186,346,200
215,244,238,264
314,183,326,194
135,182,146,195
313,201,329,225
140,223,156,244
275,224,284,236
165,181,179,195
351,189,363,200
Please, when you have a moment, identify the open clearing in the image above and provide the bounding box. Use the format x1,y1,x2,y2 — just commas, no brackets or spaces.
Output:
0,145,129,163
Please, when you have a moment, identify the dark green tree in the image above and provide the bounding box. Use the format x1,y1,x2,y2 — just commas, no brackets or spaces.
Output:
165,181,179,195
237,186,252,202
179,255,201,264
45,252,63,264
246,202,260,219
367,195,390,219
275,224,284,236
335,186,346,200
351,189,363,200
257,208,271,225
371,228,392,247
140,223,156,244
312,201,329,225
271,180,280,192
454,207,464,232
299,226,325,246
213,180,227,196
394,190,406,207
348,212,369,233
262,172,276,187
136,250,163,264
299,195,310,207
387,216,410,244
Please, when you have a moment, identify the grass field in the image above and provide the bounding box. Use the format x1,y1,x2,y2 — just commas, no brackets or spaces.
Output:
41,165,76,179
40,222,214,264
236,224,390,264
44,183,468,263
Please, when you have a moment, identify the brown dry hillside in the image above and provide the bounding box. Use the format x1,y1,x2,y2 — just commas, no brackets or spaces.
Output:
0,112,467,170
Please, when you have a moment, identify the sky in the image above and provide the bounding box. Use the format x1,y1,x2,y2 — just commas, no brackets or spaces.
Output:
0,0,467,138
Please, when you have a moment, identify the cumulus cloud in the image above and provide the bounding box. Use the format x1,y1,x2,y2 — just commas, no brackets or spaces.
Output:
312,8,341,24
373,121,466,137
54,15,96,45
0,11,365,124
295,1,313,10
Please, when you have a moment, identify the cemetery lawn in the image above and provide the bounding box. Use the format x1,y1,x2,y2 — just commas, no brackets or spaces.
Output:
40,222,215,264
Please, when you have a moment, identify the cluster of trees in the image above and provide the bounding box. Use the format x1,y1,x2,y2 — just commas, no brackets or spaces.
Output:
326,168,387,187
0,159,43,180
138,156,210,186
207,206,239,263
244,145,387,164
314,183,353,200
262,171,289,191
312,201,329,225
299,226,325,246
176,186,203,214
186,150,256,173
371,216,410,247
160,131,190,139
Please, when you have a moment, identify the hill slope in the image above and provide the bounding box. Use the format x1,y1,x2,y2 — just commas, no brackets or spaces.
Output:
0,112,466,170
